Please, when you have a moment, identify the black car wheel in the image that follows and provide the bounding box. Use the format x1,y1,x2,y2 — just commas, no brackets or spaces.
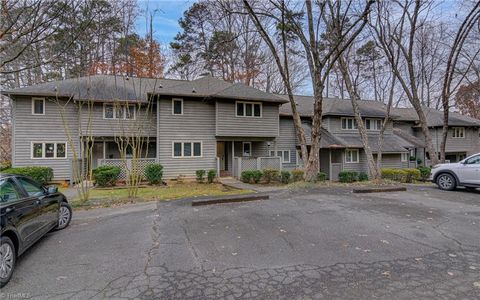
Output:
55,202,72,230
0,236,16,288
436,173,456,191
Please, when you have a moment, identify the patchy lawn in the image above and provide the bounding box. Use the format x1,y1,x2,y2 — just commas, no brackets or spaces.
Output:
71,182,253,209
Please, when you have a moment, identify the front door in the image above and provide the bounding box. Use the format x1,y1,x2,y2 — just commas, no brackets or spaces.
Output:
217,142,226,171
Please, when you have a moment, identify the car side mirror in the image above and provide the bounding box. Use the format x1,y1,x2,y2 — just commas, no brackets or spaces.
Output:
47,186,58,194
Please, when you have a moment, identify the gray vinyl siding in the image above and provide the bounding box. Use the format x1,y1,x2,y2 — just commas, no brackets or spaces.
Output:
428,127,479,155
157,98,217,179
327,116,394,134
11,96,79,180
342,151,405,174
79,102,156,137
275,118,299,169
216,100,279,137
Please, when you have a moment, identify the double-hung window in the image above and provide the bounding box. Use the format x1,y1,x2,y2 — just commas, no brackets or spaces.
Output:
269,150,291,163
345,149,359,163
401,153,409,162
32,142,67,159
452,127,465,138
32,97,45,115
236,102,261,117
172,99,183,115
104,104,136,119
341,118,358,130
172,142,202,158
365,118,382,131
242,142,252,156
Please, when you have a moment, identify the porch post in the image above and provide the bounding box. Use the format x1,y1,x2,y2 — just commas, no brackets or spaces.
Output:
103,141,106,159
232,141,235,176
329,149,332,181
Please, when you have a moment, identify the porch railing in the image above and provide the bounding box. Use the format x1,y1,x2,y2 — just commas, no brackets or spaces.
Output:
97,158,156,179
233,156,282,178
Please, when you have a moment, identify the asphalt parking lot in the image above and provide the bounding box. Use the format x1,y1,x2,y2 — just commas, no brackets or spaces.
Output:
2,185,480,299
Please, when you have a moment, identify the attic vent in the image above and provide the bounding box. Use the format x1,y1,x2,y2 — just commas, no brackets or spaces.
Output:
192,88,196,93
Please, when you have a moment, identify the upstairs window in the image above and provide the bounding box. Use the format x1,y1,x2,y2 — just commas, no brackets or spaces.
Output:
341,118,357,130
172,99,183,115
365,118,382,131
32,98,45,115
452,127,465,138
236,102,261,117
103,104,136,120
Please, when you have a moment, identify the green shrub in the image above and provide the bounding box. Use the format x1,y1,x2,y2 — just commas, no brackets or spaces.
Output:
358,172,369,182
417,166,431,181
416,158,423,165
207,169,217,183
263,169,279,183
195,170,206,183
381,168,420,183
381,168,406,182
241,170,254,183
316,172,327,182
144,164,163,185
338,171,358,183
404,168,421,183
251,170,263,183
0,162,11,171
4,166,53,185
93,166,121,187
291,169,304,182
280,171,291,184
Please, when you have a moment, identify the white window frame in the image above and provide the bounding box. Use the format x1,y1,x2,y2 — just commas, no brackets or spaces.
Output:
345,149,359,163
401,152,409,162
32,97,45,115
31,142,67,159
242,142,252,156
171,141,202,158
172,98,184,115
269,150,291,163
452,127,465,138
103,103,136,120
365,118,382,131
236,101,262,118
341,117,358,130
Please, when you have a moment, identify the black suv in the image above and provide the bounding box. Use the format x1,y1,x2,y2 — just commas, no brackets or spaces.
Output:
0,174,72,287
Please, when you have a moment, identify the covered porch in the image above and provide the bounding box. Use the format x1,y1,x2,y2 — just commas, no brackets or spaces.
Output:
90,138,156,179
216,138,282,178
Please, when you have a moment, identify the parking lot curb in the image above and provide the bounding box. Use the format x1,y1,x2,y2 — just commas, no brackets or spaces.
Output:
191,193,269,206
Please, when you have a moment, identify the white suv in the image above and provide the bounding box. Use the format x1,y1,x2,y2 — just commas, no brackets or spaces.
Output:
430,153,480,191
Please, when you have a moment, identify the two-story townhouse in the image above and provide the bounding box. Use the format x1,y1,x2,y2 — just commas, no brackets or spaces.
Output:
392,107,480,163
3,74,479,182
276,96,416,180
3,75,288,181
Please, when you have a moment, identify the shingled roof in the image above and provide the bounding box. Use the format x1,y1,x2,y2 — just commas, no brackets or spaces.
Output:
279,95,391,118
391,107,480,127
2,74,288,104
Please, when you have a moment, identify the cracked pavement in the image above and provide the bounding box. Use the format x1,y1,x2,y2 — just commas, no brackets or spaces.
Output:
2,185,480,299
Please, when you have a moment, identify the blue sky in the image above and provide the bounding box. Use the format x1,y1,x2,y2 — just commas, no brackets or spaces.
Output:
135,0,193,46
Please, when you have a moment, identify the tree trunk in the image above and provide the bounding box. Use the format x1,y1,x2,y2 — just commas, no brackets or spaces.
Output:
338,56,380,180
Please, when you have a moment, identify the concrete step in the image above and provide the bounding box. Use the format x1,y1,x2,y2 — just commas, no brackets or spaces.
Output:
191,193,269,206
